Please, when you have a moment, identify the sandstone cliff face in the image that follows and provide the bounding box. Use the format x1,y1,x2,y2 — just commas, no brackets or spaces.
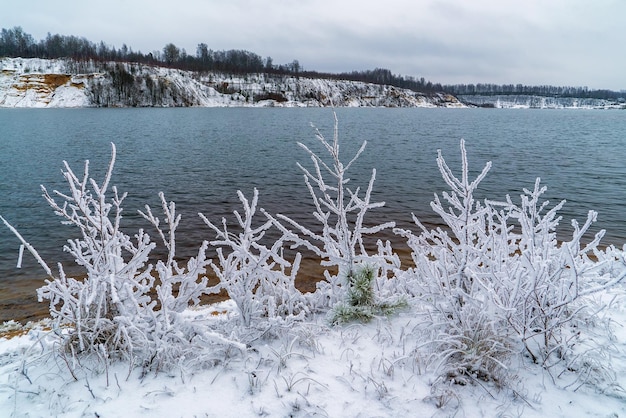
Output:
0,61,92,107
0,58,466,108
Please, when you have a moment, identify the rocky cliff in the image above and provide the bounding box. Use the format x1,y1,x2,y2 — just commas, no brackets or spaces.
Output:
458,94,625,109
0,58,465,108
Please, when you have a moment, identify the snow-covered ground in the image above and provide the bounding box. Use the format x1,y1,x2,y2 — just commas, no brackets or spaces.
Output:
1,294,625,418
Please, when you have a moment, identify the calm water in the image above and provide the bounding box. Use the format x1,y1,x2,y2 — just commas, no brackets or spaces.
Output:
1,108,625,322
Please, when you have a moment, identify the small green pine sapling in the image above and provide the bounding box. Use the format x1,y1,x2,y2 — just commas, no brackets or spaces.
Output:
330,264,407,325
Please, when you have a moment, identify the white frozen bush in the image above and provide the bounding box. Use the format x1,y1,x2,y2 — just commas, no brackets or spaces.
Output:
398,139,626,389
140,192,215,314
201,188,307,333
2,144,243,374
396,140,514,385
36,143,156,363
265,113,398,308
139,192,239,371
488,180,626,377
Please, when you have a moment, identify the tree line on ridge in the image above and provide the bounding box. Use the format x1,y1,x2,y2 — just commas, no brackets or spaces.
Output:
1,26,623,100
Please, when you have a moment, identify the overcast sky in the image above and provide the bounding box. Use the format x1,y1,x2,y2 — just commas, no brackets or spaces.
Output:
2,0,624,90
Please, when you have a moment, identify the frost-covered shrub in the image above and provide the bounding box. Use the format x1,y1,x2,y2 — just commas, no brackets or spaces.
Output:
34,144,156,362
140,193,215,315
266,113,398,309
398,140,626,388
139,192,238,371
329,264,407,325
488,180,626,372
201,188,308,332
2,144,243,374
397,140,514,385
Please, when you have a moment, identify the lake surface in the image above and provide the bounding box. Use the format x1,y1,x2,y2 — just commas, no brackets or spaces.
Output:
1,108,625,322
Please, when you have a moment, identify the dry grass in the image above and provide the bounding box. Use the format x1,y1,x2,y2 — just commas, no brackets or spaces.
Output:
0,320,51,341
0,327,29,340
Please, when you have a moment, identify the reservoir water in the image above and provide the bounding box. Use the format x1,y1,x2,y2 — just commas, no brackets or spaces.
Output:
1,108,625,322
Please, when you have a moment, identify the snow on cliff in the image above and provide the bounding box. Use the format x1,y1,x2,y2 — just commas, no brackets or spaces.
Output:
0,58,465,108
0,58,90,107
458,94,625,109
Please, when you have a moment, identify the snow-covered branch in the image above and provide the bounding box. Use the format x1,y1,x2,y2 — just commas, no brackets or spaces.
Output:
267,112,396,307
201,188,307,331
